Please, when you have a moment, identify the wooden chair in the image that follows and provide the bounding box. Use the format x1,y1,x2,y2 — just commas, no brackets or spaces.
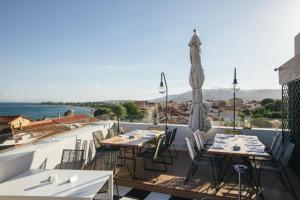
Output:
92,131,118,152
107,128,117,138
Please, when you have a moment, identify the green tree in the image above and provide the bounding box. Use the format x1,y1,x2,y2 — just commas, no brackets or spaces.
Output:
94,107,112,116
264,100,281,112
261,98,274,107
123,102,147,122
111,103,127,133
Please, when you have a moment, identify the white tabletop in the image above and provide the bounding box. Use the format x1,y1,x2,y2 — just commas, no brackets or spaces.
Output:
208,134,270,157
0,169,113,200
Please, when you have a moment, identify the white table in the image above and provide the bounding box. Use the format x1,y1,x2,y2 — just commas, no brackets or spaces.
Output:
0,169,113,200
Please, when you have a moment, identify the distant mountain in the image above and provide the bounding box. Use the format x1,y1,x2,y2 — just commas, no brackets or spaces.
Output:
151,89,281,102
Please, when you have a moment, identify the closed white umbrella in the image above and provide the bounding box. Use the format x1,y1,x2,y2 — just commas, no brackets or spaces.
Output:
188,29,211,132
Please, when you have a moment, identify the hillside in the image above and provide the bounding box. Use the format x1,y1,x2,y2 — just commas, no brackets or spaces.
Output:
151,89,281,102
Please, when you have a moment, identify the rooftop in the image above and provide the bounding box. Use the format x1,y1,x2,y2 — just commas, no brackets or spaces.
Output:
0,121,299,200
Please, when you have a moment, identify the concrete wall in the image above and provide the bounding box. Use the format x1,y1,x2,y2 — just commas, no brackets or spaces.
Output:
295,32,300,56
120,122,278,151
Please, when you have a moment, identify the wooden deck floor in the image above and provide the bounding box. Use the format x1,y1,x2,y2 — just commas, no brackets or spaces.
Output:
111,151,300,200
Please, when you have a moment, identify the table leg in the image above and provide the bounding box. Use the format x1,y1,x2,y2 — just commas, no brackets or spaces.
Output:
132,147,136,179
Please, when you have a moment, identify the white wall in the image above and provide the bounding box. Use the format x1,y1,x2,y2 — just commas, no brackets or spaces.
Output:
120,122,278,150
0,121,113,182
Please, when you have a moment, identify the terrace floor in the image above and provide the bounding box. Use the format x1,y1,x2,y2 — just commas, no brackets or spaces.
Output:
109,151,300,200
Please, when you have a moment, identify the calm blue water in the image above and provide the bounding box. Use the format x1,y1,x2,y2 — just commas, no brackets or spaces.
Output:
0,103,92,120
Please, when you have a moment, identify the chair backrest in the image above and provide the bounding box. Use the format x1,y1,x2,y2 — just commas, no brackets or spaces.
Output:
197,130,206,150
279,141,294,166
75,139,81,150
225,129,241,135
60,149,84,170
185,137,196,160
154,136,166,160
87,140,94,163
193,130,202,152
38,158,47,169
269,132,280,151
94,151,118,171
165,131,172,146
170,128,177,144
107,128,116,138
272,133,283,159
81,140,88,159
119,126,125,134
92,131,104,149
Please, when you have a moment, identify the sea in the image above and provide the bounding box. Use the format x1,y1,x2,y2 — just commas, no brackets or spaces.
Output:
0,103,92,120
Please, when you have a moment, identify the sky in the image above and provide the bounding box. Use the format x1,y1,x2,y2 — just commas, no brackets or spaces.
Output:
0,0,300,102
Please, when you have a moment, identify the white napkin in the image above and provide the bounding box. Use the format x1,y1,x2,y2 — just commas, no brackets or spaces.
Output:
246,147,265,153
215,134,230,139
142,135,153,139
214,139,227,144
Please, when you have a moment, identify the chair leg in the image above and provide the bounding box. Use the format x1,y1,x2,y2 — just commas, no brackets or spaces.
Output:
167,149,174,164
192,163,199,176
172,144,178,158
114,177,120,199
143,157,168,172
184,162,195,185
281,168,298,199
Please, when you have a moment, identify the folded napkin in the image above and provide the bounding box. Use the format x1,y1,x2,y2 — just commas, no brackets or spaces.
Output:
147,133,157,137
214,139,227,144
245,143,263,146
142,135,154,139
246,147,265,153
213,143,226,149
215,134,230,139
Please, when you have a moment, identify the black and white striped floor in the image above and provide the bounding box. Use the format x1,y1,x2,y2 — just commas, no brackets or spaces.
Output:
94,185,195,200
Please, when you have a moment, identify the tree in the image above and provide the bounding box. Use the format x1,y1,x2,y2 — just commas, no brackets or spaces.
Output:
123,101,147,122
261,98,274,107
111,103,127,133
94,107,112,116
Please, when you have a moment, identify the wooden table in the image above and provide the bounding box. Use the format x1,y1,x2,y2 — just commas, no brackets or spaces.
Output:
100,129,164,179
208,134,270,157
207,134,270,197
0,169,113,200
